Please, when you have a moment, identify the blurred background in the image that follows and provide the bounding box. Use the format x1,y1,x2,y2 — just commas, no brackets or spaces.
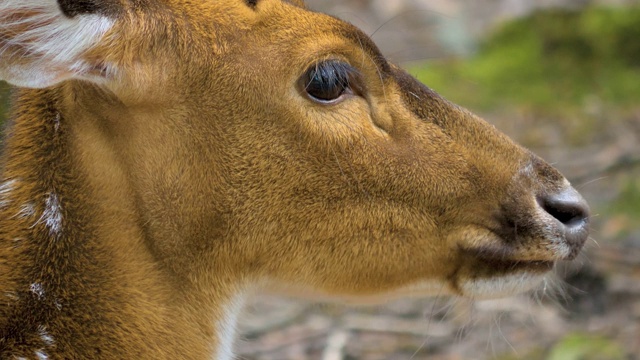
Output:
1,0,639,358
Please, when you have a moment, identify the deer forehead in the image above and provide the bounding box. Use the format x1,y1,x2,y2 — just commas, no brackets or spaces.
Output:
0,0,382,91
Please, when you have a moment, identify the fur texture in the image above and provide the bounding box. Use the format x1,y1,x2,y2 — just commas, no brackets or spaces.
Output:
0,0,589,358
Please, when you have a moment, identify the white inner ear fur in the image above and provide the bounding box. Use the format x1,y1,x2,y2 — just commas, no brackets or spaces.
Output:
0,0,114,88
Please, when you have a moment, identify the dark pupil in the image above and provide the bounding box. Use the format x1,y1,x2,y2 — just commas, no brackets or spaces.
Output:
305,62,349,101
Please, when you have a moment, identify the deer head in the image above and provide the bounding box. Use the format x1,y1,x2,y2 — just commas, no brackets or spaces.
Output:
0,0,589,358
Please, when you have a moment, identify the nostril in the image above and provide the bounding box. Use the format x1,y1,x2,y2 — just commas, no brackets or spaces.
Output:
537,188,590,228
536,186,590,258
543,200,585,226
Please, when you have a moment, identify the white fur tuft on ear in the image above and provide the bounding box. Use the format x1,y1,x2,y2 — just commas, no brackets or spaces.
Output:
0,0,114,88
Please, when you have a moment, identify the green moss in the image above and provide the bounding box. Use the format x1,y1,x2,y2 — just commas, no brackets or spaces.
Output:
412,6,640,116
547,333,626,360
610,177,640,218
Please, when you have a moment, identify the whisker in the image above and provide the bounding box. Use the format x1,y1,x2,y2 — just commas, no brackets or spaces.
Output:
575,176,608,189
369,9,454,40
412,284,449,359
496,311,518,356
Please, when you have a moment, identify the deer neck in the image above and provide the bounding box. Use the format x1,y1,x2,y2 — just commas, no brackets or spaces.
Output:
0,84,245,359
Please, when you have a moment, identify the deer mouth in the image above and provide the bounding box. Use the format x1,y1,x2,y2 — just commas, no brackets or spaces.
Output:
448,244,557,298
460,245,559,273
472,254,555,274
461,245,556,274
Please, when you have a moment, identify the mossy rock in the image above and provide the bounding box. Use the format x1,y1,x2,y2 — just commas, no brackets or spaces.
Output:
413,6,640,116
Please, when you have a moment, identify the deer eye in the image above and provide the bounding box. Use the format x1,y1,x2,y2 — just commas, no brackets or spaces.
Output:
301,60,356,103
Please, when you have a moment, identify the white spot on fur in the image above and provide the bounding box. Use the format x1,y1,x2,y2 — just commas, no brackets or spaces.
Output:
5,291,19,301
214,293,246,360
12,238,24,249
30,283,45,300
54,298,63,310
0,179,17,209
54,112,61,132
15,203,36,219
0,1,114,88
0,179,17,192
34,349,48,360
38,193,62,236
38,325,55,346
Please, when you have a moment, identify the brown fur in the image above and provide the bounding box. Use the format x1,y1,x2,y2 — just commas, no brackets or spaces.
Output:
0,0,589,358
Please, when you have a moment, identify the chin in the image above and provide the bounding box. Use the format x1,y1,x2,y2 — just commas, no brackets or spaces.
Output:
457,271,549,299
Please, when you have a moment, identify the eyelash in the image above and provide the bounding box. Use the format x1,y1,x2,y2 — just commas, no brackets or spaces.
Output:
301,60,359,104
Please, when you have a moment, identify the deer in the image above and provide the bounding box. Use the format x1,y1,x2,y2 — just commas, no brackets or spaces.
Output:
0,0,590,359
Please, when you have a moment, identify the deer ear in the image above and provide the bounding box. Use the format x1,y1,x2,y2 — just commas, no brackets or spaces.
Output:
0,0,115,88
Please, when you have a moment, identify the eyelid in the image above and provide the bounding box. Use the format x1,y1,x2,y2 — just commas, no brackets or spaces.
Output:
313,60,364,96
297,59,367,105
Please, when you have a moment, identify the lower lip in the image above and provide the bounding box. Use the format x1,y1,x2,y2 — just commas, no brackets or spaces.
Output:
480,258,554,273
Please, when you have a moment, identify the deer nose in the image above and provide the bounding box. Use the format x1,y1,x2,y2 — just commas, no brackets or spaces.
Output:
537,186,590,249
